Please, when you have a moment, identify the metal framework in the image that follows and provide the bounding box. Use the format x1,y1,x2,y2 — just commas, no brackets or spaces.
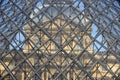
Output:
0,0,120,80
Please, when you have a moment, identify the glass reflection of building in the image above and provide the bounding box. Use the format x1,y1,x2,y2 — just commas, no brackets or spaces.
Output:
0,0,120,80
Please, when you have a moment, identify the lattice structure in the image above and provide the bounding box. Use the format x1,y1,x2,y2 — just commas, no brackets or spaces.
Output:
0,0,120,80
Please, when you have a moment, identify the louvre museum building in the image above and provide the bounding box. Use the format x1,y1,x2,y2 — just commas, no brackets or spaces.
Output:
0,0,120,80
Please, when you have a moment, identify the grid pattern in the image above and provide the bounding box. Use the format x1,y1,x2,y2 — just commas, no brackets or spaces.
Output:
0,0,120,80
